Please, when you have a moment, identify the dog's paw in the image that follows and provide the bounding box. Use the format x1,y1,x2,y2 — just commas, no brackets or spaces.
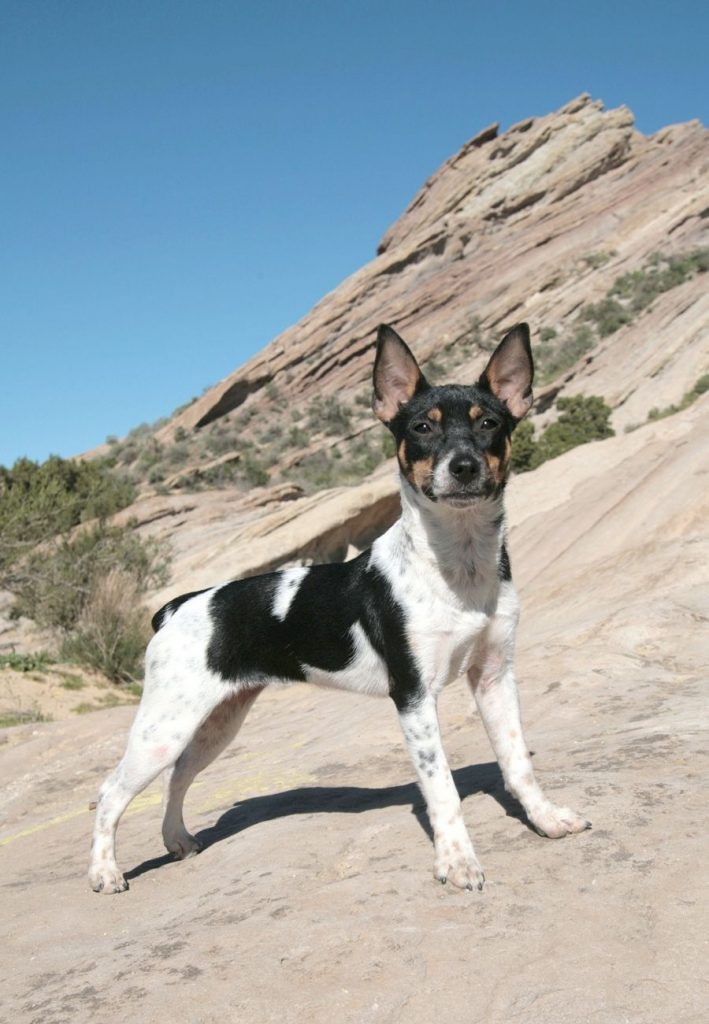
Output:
163,830,202,860
89,866,129,894
434,846,485,891
531,804,591,839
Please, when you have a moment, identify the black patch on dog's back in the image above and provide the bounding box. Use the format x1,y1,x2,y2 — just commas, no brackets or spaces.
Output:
203,553,424,708
206,560,372,684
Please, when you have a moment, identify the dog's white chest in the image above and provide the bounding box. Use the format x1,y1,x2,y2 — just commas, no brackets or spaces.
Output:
400,567,494,691
372,520,499,694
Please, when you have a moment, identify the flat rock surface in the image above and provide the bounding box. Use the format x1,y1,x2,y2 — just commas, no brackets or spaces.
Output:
2,397,707,1024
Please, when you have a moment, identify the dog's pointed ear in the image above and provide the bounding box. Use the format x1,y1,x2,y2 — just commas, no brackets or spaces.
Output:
478,323,534,420
372,324,429,424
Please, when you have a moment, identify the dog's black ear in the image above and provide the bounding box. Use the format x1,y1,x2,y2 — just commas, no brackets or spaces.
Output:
372,324,429,424
478,323,534,421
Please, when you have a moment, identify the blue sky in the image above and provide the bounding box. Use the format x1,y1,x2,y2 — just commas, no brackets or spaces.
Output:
1,0,707,466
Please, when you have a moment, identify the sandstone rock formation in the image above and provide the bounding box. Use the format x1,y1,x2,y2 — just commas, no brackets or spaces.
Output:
127,93,707,604
159,94,708,443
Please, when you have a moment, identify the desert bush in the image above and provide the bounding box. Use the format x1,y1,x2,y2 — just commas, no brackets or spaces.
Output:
239,452,269,487
580,297,633,337
288,426,309,447
0,705,51,728
0,651,54,672
382,433,396,458
307,396,352,436
534,396,614,465
0,456,135,571
7,522,169,634
512,396,614,473
537,325,596,383
583,250,616,269
510,420,537,473
422,354,448,378
610,249,708,314
647,373,709,422
60,570,151,683
205,429,235,456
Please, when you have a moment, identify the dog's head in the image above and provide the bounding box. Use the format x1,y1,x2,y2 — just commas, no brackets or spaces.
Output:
372,323,533,506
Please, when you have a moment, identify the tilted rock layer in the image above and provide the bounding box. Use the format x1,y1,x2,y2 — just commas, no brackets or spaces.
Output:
160,93,708,442
139,94,707,601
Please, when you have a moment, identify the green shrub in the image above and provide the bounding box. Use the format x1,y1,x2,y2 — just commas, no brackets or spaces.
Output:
580,297,633,337
534,396,614,465
0,651,54,672
306,397,353,436
382,433,396,458
288,426,309,447
60,570,151,683
583,250,616,269
240,452,269,487
510,420,537,473
6,522,169,634
647,373,709,422
537,325,595,383
610,249,708,315
0,706,50,728
0,456,135,572
512,396,614,473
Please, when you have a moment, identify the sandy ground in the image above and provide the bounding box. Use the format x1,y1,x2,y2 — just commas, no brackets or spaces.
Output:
0,664,139,737
1,404,708,1024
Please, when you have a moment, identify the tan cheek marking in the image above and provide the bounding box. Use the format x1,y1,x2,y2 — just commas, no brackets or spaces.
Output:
485,436,512,485
427,406,442,423
484,451,502,482
398,439,416,486
411,456,434,490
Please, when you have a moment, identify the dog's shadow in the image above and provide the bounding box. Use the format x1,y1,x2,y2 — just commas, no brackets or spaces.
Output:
125,761,528,882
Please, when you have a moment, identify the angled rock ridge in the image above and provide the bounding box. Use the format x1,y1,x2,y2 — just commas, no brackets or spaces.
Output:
157,92,708,443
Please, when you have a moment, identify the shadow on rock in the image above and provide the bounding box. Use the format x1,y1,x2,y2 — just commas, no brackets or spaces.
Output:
126,760,529,881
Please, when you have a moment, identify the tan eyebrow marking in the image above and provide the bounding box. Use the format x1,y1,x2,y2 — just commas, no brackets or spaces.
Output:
427,407,442,422
469,404,483,420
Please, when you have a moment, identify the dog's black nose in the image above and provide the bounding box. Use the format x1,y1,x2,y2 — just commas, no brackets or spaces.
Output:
449,454,479,485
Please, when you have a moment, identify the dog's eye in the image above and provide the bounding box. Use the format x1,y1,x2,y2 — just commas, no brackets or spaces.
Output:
481,417,499,431
413,421,432,435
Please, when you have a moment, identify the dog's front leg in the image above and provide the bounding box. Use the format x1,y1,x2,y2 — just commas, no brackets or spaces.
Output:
397,696,485,890
468,648,591,839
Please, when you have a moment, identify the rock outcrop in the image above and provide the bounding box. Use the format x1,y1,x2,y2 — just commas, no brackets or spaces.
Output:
158,94,708,442
126,94,708,604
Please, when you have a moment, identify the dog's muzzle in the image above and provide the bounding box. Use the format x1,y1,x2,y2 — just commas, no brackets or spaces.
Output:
433,450,491,505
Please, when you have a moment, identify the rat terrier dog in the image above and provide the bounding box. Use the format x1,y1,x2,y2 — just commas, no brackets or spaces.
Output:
89,323,590,894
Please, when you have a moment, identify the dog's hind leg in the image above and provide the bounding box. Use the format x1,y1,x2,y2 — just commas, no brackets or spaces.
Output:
161,688,262,859
88,672,231,894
